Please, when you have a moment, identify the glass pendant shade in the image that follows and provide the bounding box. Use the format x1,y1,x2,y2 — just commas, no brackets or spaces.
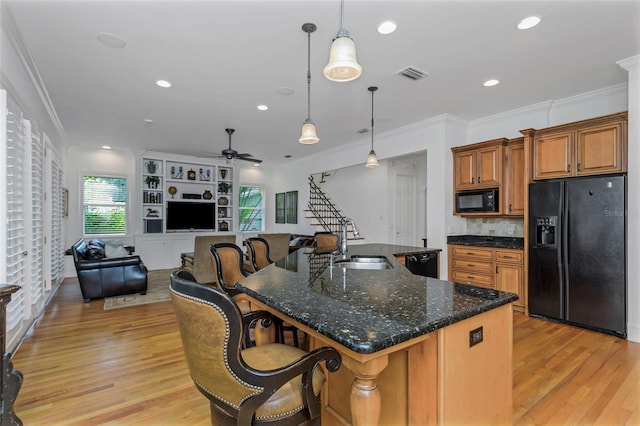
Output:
299,120,320,144
323,36,362,82
365,149,379,168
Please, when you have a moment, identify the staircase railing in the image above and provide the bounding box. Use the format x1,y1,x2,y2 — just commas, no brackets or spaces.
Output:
308,176,345,233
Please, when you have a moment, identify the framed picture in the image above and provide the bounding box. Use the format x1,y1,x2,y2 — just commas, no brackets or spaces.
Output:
275,192,285,224
285,191,298,224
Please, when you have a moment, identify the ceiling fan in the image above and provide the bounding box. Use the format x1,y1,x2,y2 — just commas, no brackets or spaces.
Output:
208,128,262,164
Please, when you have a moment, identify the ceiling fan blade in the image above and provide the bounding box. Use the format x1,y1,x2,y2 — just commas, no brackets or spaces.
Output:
236,153,254,158
236,156,262,164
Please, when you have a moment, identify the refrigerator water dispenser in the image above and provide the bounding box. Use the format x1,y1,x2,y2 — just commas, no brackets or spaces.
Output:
535,216,557,246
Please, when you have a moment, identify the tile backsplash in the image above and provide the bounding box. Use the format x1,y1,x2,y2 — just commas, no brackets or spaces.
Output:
465,217,524,237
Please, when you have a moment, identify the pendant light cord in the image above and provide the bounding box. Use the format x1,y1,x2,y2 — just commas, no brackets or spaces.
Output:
306,29,312,121
370,89,375,150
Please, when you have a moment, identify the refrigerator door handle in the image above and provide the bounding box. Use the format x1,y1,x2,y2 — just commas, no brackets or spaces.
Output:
562,193,570,317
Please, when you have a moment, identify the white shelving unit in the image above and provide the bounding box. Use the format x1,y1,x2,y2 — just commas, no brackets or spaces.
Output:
141,157,234,234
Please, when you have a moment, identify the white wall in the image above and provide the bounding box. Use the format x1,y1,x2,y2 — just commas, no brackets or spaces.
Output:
618,56,640,342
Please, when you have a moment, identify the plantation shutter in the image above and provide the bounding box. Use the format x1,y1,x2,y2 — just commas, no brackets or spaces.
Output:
29,121,45,310
2,90,28,346
50,157,64,288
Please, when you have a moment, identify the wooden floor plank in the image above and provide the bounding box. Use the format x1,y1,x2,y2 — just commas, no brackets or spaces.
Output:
10,278,640,425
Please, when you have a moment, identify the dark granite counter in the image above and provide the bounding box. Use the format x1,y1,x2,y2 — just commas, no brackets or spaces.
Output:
447,235,524,249
236,243,518,355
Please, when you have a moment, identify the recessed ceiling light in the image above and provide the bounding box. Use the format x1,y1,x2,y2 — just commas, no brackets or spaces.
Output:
257,105,269,111
277,87,295,96
377,20,397,35
101,145,112,150
517,16,541,30
144,118,154,124
483,79,500,87
96,32,126,48
253,163,261,167
156,80,171,88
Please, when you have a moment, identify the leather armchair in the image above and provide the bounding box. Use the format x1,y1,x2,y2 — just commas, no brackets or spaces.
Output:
71,239,148,303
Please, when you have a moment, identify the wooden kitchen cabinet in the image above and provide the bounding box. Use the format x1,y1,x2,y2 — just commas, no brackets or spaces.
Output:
495,249,524,310
448,245,495,289
504,138,525,216
449,245,525,310
452,139,506,191
532,112,627,180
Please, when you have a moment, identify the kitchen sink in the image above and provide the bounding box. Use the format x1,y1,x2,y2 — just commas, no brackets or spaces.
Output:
334,255,393,270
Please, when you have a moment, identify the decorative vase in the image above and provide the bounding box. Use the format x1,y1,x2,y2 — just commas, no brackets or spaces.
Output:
218,197,228,206
203,190,213,200
168,186,177,198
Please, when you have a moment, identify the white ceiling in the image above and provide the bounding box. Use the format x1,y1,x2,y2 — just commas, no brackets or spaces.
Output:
4,0,639,166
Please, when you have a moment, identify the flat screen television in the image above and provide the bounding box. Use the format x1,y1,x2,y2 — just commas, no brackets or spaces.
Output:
166,201,215,232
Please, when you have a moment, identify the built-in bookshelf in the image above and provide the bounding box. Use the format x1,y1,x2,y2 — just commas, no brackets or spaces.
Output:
141,157,234,233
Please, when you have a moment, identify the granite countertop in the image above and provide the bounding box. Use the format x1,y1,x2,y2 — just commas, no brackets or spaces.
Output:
236,243,518,355
447,235,524,249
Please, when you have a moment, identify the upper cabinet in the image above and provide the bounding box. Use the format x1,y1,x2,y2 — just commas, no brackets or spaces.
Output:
503,138,525,216
532,113,627,180
453,138,506,191
452,138,524,217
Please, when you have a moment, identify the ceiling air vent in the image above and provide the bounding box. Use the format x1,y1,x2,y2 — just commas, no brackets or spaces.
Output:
397,66,428,80
355,127,370,134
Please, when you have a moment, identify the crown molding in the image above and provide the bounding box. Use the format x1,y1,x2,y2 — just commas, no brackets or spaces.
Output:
617,54,640,71
1,3,67,142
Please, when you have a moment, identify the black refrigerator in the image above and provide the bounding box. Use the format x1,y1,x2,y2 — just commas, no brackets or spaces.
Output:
528,175,626,338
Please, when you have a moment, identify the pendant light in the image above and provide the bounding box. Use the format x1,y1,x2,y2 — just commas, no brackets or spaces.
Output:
323,0,362,82
299,23,320,145
365,86,379,168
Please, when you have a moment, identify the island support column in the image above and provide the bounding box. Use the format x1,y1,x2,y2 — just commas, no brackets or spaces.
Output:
342,355,389,426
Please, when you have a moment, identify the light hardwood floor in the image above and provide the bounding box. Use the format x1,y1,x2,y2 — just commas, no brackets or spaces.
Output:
11,278,640,425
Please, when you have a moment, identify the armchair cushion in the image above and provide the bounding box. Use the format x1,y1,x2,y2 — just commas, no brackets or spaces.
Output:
104,240,130,258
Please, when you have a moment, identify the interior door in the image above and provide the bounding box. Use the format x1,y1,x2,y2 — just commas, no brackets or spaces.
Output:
395,173,416,246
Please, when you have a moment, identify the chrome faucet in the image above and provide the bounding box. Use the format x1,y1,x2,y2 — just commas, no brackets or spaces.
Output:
341,218,360,254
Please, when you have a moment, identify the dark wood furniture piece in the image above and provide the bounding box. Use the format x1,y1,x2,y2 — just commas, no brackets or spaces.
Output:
170,271,341,425
0,285,23,425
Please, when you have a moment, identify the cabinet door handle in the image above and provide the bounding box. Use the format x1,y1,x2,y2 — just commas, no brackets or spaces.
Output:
478,176,481,183
509,203,512,212
496,266,499,273
471,177,474,184
577,162,581,172
567,163,571,173
467,263,475,267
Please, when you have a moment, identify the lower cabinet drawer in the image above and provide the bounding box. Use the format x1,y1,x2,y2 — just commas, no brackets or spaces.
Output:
452,258,494,274
451,270,495,288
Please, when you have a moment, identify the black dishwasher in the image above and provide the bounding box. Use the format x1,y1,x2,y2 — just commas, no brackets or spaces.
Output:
405,252,438,278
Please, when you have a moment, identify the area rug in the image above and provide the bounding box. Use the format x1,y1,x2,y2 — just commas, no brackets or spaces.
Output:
103,269,178,310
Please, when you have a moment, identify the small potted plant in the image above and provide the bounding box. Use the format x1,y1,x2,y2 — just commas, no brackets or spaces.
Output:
145,175,160,189
218,182,230,194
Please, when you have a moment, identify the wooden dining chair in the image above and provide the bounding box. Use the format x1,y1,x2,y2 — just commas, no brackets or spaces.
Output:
210,243,252,316
313,232,340,253
245,237,273,272
245,237,301,348
170,271,341,426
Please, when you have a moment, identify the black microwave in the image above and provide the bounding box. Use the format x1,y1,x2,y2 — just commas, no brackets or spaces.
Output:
456,188,499,213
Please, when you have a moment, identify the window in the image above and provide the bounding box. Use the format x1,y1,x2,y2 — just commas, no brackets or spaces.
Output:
83,175,127,235
239,185,264,232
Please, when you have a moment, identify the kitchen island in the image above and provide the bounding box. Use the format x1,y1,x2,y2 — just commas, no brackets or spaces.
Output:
236,244,518,425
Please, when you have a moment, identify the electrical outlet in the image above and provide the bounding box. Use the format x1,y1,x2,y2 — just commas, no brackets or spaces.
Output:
507,226,515,236
469,326,483,347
